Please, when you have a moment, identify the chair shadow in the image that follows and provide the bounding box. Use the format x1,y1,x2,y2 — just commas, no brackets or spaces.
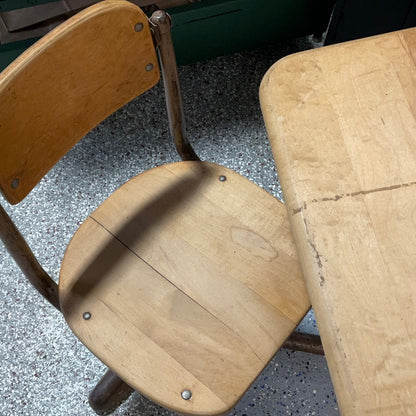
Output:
63,161,210,316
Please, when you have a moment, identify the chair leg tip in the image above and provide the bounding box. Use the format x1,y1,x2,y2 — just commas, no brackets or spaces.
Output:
89,369,135,415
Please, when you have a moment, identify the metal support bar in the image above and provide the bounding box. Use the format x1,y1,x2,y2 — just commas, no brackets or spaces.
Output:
86,332,324,414
150,10,200,161
86,332,324,413
89,369,134,414
0,203,60,310
283,332,324,355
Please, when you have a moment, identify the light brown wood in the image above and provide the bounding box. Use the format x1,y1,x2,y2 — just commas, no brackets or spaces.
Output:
59,161,310,415
260,28,416,415
0,0,160,205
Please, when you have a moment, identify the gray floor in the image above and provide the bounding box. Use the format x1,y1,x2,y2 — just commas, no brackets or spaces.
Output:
0,37,340,415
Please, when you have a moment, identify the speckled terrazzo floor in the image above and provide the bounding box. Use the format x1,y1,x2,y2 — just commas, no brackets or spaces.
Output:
0,37,340,415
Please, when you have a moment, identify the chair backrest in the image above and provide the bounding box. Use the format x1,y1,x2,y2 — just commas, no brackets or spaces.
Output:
0,0,160,205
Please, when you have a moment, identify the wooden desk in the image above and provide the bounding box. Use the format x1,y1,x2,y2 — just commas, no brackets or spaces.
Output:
260,29,416,415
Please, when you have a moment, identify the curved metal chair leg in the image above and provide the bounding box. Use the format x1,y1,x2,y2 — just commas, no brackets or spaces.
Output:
89,369,134,415
283,332,324,355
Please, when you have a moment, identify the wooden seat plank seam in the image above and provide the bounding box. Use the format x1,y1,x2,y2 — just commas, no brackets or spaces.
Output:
88,215,274,365
90,203,302,333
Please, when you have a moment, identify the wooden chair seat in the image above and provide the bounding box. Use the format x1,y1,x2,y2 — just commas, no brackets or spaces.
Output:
59,161,310,415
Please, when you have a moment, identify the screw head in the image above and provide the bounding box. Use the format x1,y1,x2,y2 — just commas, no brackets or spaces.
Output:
83,312,92,320
145,63,154,72
181,390,192,400
219,175,227,182
134,22,144,32
11,178,19,189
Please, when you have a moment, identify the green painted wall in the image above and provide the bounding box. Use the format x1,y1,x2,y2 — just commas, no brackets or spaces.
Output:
168,0,333,64
0,0,333,70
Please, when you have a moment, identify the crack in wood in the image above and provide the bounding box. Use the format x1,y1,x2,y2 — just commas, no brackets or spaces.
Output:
301,215,326,287
290,181,416,287
292,202,307,216
292,181,416,215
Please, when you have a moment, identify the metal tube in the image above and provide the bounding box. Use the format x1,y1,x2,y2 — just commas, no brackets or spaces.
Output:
283,331,324,355
89,369,134,414
150,10,200,161
0,203,60,310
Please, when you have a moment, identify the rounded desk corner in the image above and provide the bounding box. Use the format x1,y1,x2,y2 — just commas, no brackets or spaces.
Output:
259,52,308,110
260,51,305,85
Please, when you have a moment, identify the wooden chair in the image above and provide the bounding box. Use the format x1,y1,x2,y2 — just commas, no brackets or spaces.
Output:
0,1,319,414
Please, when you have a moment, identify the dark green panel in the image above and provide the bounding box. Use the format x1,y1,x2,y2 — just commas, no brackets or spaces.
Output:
0,39,37,71
325,0,416,45
0,0,57,12
0,0,54,70
0,0,334,70
168,0,334,64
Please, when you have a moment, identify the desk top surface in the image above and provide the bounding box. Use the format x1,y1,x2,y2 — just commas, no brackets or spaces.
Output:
260,28,416,415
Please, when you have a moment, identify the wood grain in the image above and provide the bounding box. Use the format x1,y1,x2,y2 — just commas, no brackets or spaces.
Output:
0,0,159,204
59,161,310,415
260,28,416,415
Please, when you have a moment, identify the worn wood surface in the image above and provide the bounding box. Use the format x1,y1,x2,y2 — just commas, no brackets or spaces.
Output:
59,161,310,415
260,28,416,415
0,0,159,204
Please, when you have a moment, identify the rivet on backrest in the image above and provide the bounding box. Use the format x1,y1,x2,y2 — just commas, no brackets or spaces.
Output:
134,22,144,32
11,178,20,189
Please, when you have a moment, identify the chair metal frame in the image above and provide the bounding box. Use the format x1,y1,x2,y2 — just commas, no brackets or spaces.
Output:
0,6,323,414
